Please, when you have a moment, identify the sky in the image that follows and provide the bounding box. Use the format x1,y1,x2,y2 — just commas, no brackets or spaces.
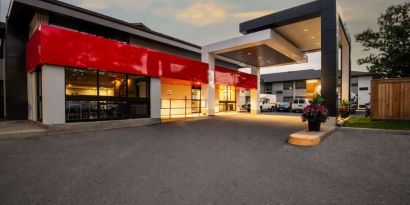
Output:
0,0,407,74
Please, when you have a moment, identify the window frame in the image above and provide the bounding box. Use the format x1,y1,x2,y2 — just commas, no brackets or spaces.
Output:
295,80,306,89
65,67,150,122
283,82,294,90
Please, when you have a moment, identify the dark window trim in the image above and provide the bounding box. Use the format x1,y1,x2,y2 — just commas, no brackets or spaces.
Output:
359,87,369,91
64,67,151,122
283,82,294,90
295,80,306,89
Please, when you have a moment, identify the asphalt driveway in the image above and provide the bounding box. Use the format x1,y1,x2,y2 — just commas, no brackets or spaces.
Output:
0,114,409,205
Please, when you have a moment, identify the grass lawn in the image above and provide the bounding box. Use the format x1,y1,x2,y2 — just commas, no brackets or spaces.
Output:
344,116,410,131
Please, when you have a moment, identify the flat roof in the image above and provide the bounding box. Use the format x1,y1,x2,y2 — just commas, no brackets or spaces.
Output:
240,1,321,35
261,70,374,83
9,0,201,51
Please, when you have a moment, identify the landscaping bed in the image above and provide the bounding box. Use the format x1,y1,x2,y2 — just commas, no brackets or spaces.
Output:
344,117,410,131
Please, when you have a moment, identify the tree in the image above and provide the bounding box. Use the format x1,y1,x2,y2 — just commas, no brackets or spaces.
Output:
355,2,410,79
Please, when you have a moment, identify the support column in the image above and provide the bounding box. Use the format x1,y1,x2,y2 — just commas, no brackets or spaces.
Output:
341,36,351,102
235,89,241,112
320,0,339,117
27,72,37,121
150,78,161,119
42,65,65,125
201,52,216,116
250,67,260,114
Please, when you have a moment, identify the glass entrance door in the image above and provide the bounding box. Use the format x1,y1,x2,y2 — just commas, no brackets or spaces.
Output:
218,85,236,112
191,87,201,113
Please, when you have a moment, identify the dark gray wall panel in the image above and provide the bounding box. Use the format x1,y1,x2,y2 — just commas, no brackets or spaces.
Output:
320,0,339,117
5,17,30,120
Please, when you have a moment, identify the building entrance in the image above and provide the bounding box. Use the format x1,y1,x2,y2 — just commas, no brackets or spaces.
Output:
218,85,236,112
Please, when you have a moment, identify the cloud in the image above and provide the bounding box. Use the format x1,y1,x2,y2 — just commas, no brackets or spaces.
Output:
175,2,227,27
79,1,109,10
79,0,153,11
231,10,275,20
174,2,275,27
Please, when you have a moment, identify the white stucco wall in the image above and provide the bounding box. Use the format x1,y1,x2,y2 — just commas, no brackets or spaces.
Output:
150,78,161,119
294,89,306,98
42,65,65,125
358,76,372,107
272,83,283,102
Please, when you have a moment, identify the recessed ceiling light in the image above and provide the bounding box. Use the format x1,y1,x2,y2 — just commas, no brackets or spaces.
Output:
304,29,309,32
266,60,271,63
311,36,315,39
247,52,252,55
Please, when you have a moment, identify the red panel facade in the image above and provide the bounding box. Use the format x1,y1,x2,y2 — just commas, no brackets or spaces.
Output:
215,66,236,86
124,45,150,76
236,72,257,89
26,24,255,87
87,35,125,72
26,29,41,72
40,25,89,69
215,66,257,89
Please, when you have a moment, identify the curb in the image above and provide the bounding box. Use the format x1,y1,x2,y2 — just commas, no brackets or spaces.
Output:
336,126,410,135
0,130,46,140
288,126,335,147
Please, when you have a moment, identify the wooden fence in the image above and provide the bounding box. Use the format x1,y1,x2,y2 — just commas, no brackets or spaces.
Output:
371,78,410,120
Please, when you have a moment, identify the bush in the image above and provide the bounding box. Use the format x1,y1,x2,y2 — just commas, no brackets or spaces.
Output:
301,95,329,123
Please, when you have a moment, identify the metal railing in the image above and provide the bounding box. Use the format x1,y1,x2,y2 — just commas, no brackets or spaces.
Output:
160,97,207,119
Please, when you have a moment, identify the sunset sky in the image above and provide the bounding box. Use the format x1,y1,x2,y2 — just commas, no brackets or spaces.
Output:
1,0,407,73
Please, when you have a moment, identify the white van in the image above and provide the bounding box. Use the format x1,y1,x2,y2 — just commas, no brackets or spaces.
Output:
291,98,312,112
246,94,277,112
260,94,277,112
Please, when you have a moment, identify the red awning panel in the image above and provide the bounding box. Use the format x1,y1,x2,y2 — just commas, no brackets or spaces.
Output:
215,66,257,89
26,24,255,87
40,25,89,69
26,24,207,82
215,66,237,86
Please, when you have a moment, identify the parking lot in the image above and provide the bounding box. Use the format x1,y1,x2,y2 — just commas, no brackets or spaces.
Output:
0,114,409,205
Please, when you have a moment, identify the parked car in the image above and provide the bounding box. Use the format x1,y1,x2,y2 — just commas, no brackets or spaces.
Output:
276,102,291,112
260,94,277,112
291,98,312,112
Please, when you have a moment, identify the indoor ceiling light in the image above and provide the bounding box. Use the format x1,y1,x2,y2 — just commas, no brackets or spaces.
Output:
247,52,252,55
304,29,309,32
311,36,315,39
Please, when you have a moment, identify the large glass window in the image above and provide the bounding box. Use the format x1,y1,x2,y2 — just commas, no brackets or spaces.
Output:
99,72,126,97
65,68,150,122
128,75,149,98
65,68,98,96
219,85,235,102
218,85,236,112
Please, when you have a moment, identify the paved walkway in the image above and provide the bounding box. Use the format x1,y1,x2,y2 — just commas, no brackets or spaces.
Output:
0,121,45,139
0,114,409,205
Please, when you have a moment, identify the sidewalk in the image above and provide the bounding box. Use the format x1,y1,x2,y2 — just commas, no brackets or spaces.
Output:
0,121,46,140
